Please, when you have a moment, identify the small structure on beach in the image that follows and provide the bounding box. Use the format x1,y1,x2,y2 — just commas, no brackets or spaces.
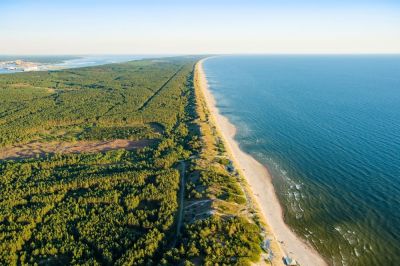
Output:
261,239,274,263
261,239,271,251
283,256,298,266
226,160,234,172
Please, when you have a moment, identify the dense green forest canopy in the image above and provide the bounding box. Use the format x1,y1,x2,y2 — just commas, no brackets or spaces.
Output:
0,57,194,147
0,57,265,265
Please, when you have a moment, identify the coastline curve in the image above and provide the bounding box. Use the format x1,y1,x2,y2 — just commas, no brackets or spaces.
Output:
195,58,327,266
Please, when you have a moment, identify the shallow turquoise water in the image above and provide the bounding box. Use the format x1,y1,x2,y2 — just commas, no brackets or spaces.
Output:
203,55,400,265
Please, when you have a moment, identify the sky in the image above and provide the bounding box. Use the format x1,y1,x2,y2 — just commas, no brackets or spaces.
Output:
1,0,400,54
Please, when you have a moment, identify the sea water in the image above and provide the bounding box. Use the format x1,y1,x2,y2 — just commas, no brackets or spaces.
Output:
203,55,400,265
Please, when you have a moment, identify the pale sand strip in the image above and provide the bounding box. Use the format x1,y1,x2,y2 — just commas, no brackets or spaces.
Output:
196,59,327,266
0,139,154,160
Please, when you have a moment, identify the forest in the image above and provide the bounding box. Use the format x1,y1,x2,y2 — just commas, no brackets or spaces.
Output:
0,57,267,265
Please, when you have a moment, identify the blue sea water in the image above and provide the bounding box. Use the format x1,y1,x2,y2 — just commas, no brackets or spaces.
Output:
203,55,400,265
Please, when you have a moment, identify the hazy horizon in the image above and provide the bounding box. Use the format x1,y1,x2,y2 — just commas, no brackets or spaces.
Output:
2,53,400,57
1,0,400,55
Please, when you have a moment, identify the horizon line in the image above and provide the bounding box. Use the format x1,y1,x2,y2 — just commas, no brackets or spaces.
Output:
1,52,400,56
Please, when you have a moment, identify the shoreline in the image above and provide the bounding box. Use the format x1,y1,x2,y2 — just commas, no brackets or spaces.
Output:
195,58,327,266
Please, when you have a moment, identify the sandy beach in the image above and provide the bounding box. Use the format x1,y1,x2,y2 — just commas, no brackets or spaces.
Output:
196,59,327,266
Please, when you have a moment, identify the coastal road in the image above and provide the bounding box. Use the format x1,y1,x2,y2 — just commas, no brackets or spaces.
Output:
137,66,184,111
172,161,186,247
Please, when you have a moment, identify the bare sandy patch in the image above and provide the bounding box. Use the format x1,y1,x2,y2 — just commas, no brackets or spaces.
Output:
10,83,55,93
0,139,154,160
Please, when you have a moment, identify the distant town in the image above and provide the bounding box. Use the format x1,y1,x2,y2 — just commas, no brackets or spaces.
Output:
0,59,45,72
0,56,144,74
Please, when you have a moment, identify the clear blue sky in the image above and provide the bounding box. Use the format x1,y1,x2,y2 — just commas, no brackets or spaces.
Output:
1,0,399,54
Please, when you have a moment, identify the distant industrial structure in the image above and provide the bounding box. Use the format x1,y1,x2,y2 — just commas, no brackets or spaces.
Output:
0,60,42,72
